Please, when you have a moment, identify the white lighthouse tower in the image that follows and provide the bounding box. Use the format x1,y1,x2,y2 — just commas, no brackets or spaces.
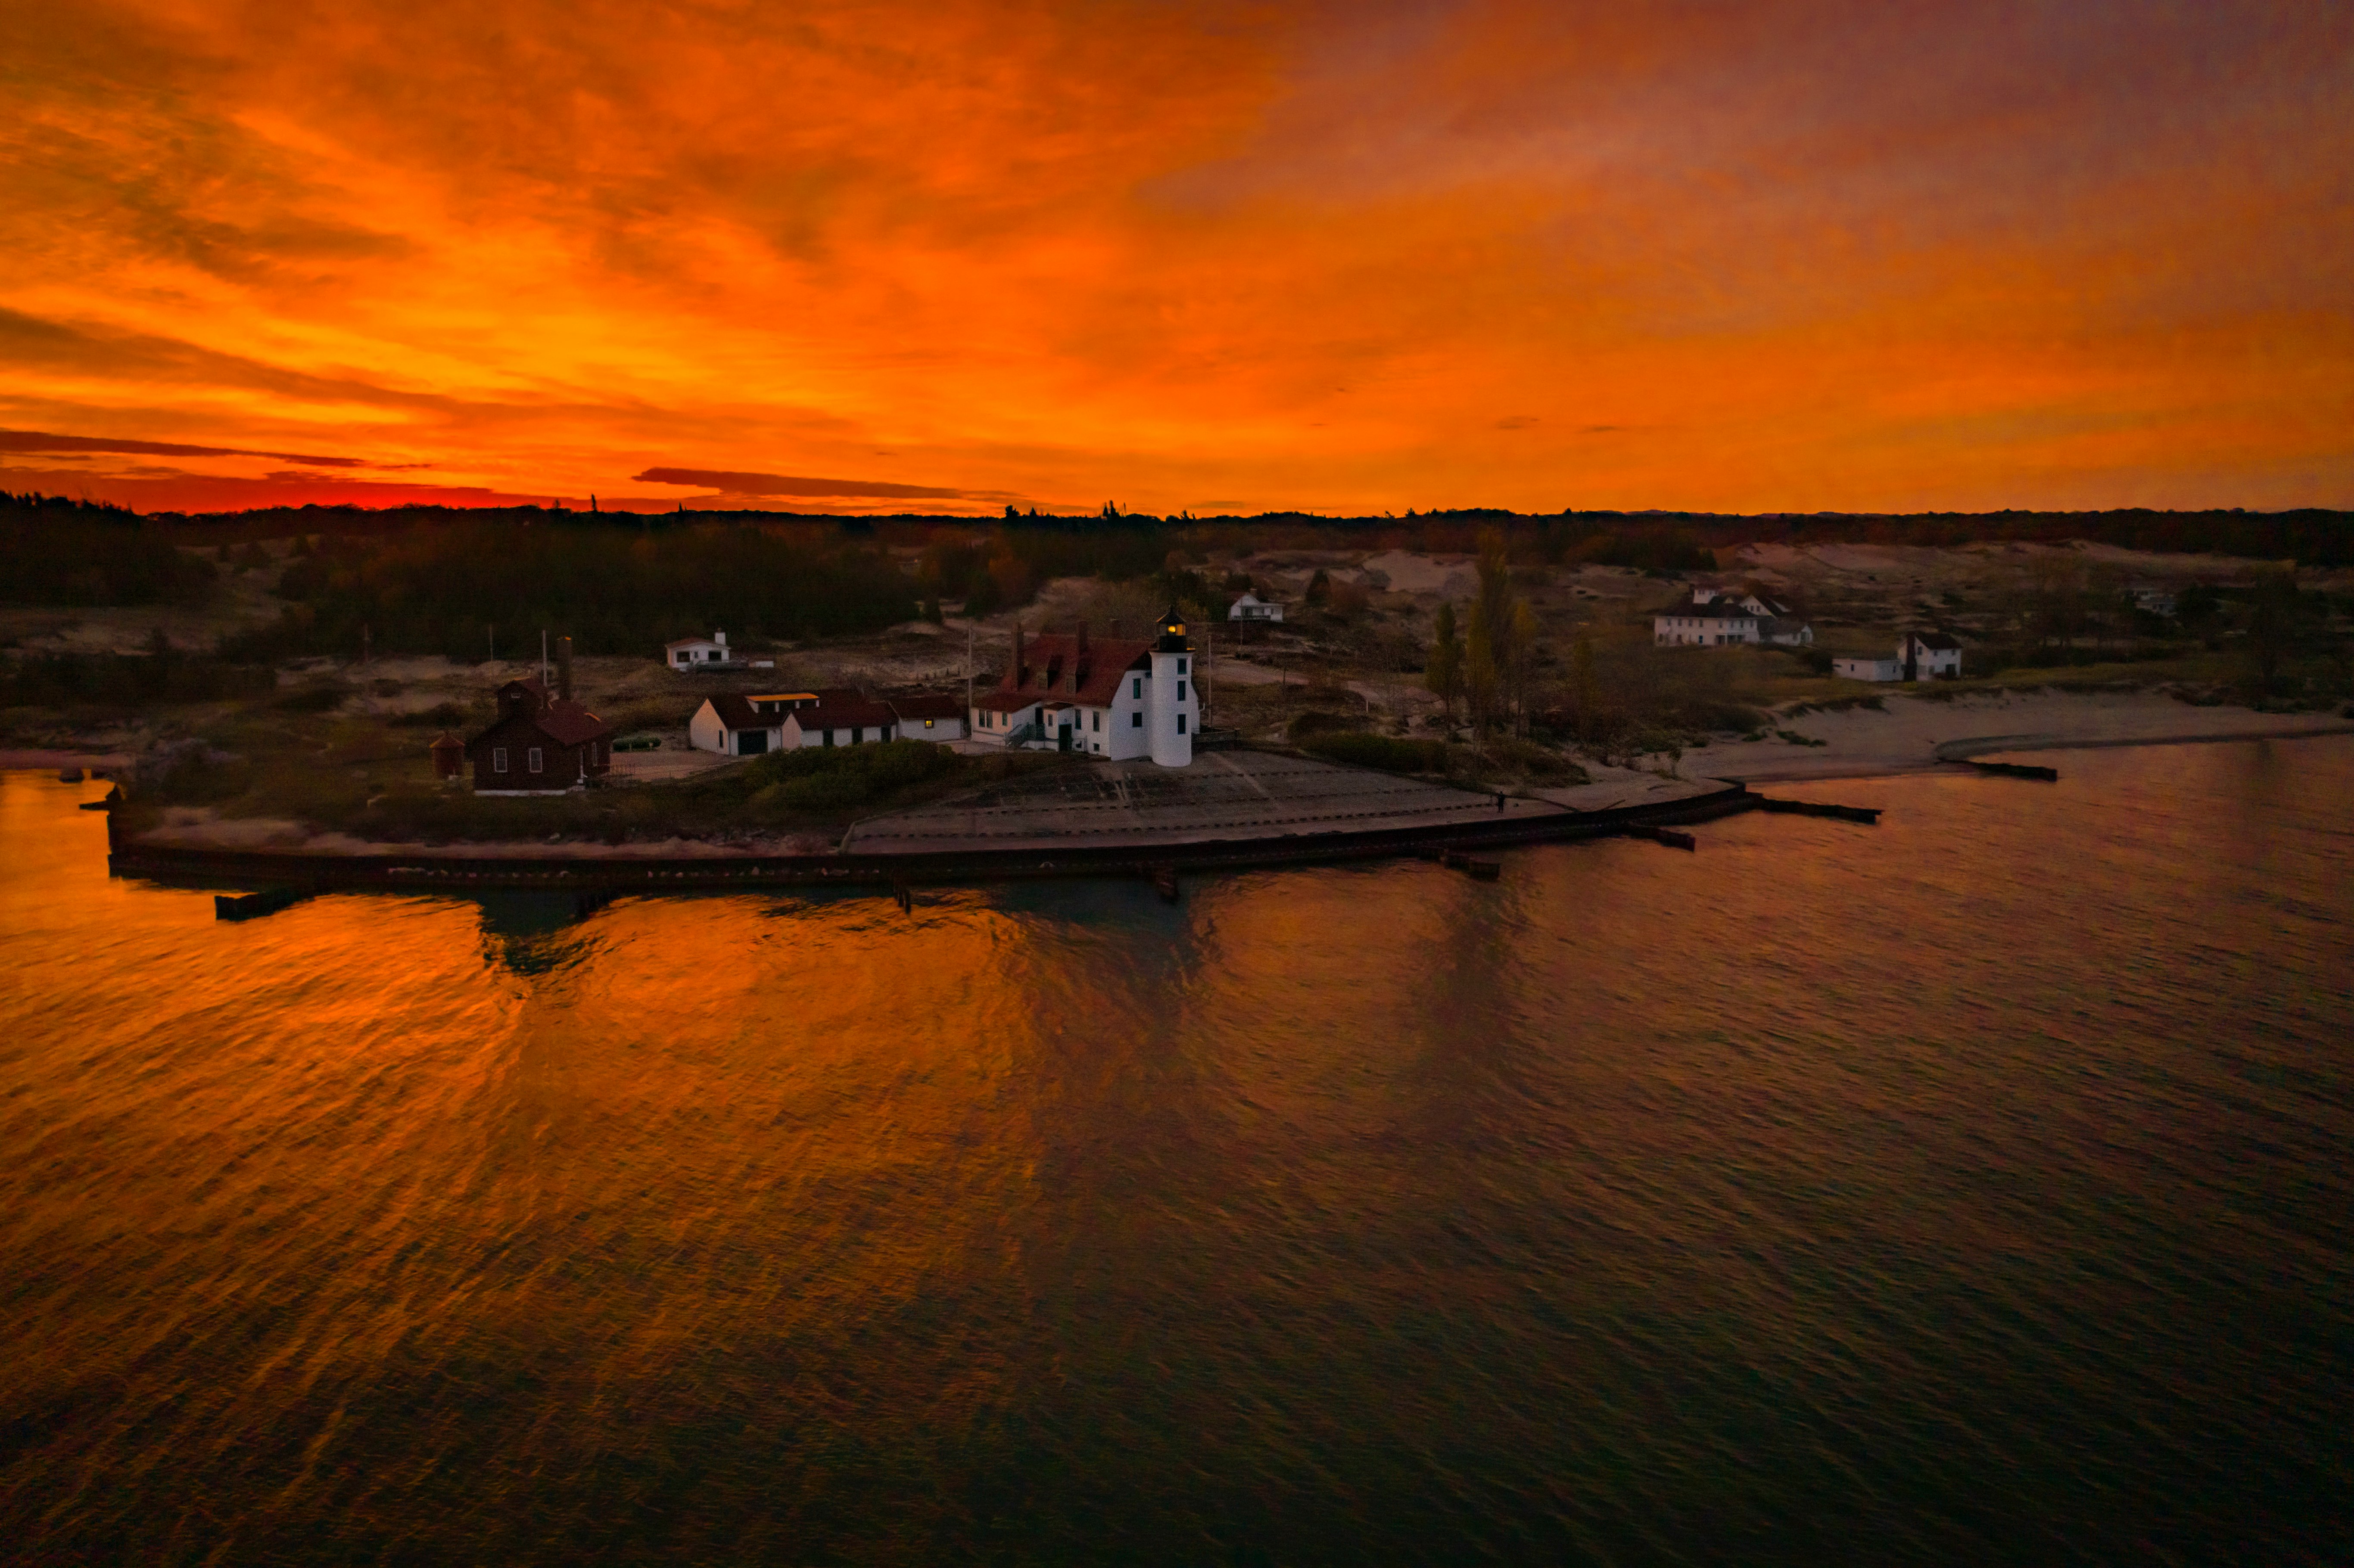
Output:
1147,603,1194,768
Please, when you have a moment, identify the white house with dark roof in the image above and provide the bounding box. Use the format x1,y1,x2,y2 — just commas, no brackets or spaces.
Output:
1655,588,1813,647
970,608,1197,765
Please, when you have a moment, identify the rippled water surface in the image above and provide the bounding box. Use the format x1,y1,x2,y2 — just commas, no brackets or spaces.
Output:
3,741,2350,1564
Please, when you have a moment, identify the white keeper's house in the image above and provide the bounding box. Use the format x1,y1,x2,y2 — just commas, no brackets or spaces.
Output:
689,688,967,756
970,607,1198,765
1227,591,1283,624
1654,588,1813,647
1834,632,1964,683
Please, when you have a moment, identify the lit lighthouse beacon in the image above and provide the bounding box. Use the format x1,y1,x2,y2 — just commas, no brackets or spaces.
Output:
1149,603,1195,768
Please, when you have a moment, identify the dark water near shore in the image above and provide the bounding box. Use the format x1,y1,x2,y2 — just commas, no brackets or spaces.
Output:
2,742,2350,1565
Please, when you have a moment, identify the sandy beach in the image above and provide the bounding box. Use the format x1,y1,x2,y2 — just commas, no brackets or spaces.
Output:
1688,689,2354,784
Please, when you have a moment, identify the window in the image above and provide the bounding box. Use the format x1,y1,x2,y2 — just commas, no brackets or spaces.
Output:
1177,681,1187,700
492,747,508,773
1131,712,1143,728
1177,658,1188,674
1132,677,1142,699
527,747,543,773
924,719,935,728
1177,714,1186,733
1091,710,1100,731
675,651,688,664
823,730,835,747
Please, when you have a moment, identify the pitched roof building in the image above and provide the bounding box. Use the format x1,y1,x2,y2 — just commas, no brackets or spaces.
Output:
969,611,1198,765
464,669,616,794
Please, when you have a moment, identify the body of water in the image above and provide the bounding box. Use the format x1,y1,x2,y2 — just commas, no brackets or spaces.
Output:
2,741,2349,1563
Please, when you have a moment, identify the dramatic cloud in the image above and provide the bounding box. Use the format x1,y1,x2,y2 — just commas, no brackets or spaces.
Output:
0,0,2347,513
0,427,367,467
632,468,987,501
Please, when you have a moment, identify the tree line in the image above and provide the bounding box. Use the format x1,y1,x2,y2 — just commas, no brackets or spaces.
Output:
0,493,218,605
215,520,925,661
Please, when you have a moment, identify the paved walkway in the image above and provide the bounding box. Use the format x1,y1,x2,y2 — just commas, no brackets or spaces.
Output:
842,750,1570,854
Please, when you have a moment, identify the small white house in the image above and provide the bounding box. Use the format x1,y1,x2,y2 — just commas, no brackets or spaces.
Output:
1228,592,1283,624
666,632,730,668
1902,632,1963,680
1835,633,1963,683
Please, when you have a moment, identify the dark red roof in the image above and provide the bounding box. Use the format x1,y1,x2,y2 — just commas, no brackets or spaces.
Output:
889,694,965,720
791,697,900,731
974,690,1041,713
997,633,1153,707
703,692,761,731
539,700,614,744
464,703,612,756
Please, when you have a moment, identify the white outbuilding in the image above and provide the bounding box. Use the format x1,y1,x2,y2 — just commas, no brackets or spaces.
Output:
1228,592,1283,624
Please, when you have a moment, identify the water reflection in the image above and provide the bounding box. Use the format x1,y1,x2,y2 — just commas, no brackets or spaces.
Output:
0,743,2349,1563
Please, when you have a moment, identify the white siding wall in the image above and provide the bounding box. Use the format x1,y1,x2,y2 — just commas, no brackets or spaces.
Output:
688,701,728,753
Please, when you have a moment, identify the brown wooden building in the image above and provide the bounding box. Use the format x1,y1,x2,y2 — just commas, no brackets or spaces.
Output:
465,674,616,794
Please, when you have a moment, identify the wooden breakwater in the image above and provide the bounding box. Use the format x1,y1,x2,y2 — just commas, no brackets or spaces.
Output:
1756,797,1882,823
105,784,1766,897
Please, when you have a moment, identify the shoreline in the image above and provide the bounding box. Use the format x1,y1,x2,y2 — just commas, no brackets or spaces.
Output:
21,701,2353,883
1716,722,2354,785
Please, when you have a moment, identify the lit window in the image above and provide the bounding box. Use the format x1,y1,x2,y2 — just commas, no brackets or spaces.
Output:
924,719,934,728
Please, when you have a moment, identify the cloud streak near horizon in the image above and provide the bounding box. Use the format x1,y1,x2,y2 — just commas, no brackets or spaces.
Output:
1,0,2347,515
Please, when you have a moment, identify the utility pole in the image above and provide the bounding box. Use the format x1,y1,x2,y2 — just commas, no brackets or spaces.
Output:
488,623,495,663
965,622,974,719
541,629,549,688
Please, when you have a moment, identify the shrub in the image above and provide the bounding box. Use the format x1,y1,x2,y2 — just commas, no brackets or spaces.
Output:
1300,732,1451,773
1286,709,1362,742
274,681,346,712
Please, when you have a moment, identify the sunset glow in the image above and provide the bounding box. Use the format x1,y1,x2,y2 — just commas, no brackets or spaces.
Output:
4,0,2349,514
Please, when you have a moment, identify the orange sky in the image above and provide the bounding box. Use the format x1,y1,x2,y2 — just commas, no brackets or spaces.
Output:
3,0,2349,516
